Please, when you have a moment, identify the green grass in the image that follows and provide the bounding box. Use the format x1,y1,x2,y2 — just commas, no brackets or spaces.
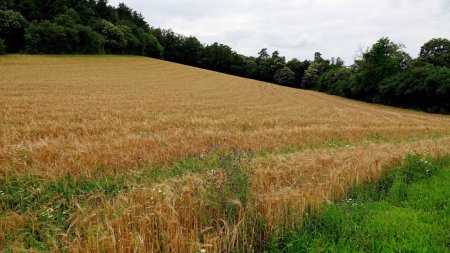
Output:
0,174,130,250
260,132,447,158
266,154,450,252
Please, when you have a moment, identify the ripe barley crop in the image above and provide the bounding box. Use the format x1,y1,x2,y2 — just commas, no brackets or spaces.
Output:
0,55,449,252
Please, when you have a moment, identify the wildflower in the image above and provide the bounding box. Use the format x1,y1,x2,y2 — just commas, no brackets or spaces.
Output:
200,249,206,253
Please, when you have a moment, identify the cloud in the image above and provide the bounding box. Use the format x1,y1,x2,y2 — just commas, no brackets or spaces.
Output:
109,0,450,64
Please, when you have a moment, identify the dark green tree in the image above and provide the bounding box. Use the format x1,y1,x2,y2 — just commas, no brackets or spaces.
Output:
0,38,6,54
271,50,286,74
116,3,147,29
352,37,411,102
302,52,330,89
76,25,105,54
153,29,183,61
418,38,450,68
314,52,323,62
179,36,203,66
24,20,78,53
379,64,450,113
34,0,67,20
53,9,80,27
95,0,118,22
256,48,273,82
317,67,354,96
0,10,28,52
286,58,311,87
242,56,257,78
135,29,163,58
302,62,322,88
94,19,127,53
202,42,242,74
274,66,295,86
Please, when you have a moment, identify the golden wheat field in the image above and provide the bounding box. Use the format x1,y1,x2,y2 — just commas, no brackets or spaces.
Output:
1,55,450,252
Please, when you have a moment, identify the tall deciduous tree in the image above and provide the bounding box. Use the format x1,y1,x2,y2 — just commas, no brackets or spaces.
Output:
379,64,450,113
180,36,203,66
302,52,330,89
0,10,28,52
418,38,450,68
256,48,272,82
274,66,295,86
95,19,127,53
352,37,411,102
287,58,311,87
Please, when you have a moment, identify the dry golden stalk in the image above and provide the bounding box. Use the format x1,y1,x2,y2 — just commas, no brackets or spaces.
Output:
1,56,449,252
61,138,449,252
1,55,449,178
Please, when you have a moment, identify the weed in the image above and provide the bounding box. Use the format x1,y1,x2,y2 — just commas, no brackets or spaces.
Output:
204,147,254,222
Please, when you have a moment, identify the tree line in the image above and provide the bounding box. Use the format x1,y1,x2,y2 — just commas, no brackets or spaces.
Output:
1,0,449,113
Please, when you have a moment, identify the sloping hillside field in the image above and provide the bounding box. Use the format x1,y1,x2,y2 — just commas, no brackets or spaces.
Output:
1,55,449,252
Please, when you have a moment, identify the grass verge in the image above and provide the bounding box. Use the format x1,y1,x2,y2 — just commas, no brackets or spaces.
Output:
266,154,450,252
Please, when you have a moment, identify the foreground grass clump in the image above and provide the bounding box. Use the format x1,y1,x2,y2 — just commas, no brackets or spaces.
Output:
0,175,129,250
268,154,450,252
0,147,254,251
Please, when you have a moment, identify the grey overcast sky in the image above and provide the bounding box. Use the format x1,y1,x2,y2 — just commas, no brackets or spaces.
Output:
109,0,450,64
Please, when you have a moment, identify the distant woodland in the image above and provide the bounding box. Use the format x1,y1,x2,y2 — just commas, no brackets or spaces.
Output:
1,0,449,113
